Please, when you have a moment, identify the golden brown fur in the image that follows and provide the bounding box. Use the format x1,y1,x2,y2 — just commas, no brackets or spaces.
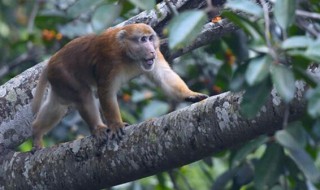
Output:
31,23,208,150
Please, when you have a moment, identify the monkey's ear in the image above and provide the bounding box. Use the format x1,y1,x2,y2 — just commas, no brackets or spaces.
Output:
116,30,127,41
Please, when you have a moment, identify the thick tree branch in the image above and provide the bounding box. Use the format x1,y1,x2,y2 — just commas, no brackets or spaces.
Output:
0,62,44,151
0,70,313,189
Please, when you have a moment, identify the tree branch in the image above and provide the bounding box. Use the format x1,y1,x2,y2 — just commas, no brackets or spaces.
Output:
0,70,313,188
162,19,238,60
296,10,320,20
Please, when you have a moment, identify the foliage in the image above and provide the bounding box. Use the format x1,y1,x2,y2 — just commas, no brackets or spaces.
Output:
2,0,320,189
217,0,320,189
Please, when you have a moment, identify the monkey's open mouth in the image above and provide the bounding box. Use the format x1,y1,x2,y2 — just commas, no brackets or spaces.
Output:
142,58,155,71
146,58,154,65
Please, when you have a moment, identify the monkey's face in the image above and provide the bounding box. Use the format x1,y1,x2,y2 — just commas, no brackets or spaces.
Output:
135,34,158,71
117,24,159,71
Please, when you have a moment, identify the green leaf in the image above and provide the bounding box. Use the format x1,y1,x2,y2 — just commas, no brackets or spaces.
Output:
59,20,92,38
249,39,269,53
284,156,308,188
312,119,320,140
18,139,33,152
275,130,302,150
212,161,255,190
211,167,238,190
121,109,137,125
288,47,320,63
0,21,9,37
245,55,271,86
167,10,207,50
241,78,272,118
291,54,313,70
254,143,284,190
274,0,296,29
276,130,320,183
285,122,308,148
215,61,233,90
230,63,247,92
35,14,69,30
306,86,320,118
305,40,320,62
67,0,98,17
282,36,312,50
231,136,268,167
294,66,317,89
271,64,296,103
225,0,263,17
128,0,155,10
92,4,121,31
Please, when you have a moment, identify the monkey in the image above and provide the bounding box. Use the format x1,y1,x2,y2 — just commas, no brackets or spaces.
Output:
31,23,208,151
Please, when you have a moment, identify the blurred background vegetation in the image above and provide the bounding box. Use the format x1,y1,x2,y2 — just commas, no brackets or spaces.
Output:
1,0,320,189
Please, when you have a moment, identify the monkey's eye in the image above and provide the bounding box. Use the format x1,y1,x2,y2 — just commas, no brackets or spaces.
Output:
140,36,148,43
149,35,154,41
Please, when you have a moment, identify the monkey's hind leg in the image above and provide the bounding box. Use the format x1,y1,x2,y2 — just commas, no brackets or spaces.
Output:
32,90,67,152
75,91,109,144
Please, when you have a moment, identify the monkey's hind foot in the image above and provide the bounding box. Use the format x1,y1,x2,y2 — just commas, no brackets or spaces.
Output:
123,122,130,127
31,137,44,154
30,145,42,154
93,126,110,144
185,93,209,103
93,124,125,144
108,126,125,141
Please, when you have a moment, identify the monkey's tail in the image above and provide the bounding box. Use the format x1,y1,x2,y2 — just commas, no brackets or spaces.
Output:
31,65,48,115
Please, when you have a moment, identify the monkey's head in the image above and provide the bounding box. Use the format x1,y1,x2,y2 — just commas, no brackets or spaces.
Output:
117,23,159,71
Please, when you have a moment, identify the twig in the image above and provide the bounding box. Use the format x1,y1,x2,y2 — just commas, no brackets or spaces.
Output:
205,0,213,10
296,10,320,20
164,0,179,16
259,0,278,62
27,0,40,35
282,105,290,128
0,47,41,80
204,0,222,17
296,18,320,38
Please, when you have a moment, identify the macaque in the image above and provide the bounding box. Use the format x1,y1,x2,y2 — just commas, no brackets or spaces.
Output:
31,23,208,151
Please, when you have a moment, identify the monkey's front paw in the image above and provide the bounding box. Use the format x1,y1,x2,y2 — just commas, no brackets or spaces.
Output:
185,93,208,103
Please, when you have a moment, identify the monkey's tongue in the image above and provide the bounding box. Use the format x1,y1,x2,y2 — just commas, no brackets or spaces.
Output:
146,59,154,65
142,58,155,71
